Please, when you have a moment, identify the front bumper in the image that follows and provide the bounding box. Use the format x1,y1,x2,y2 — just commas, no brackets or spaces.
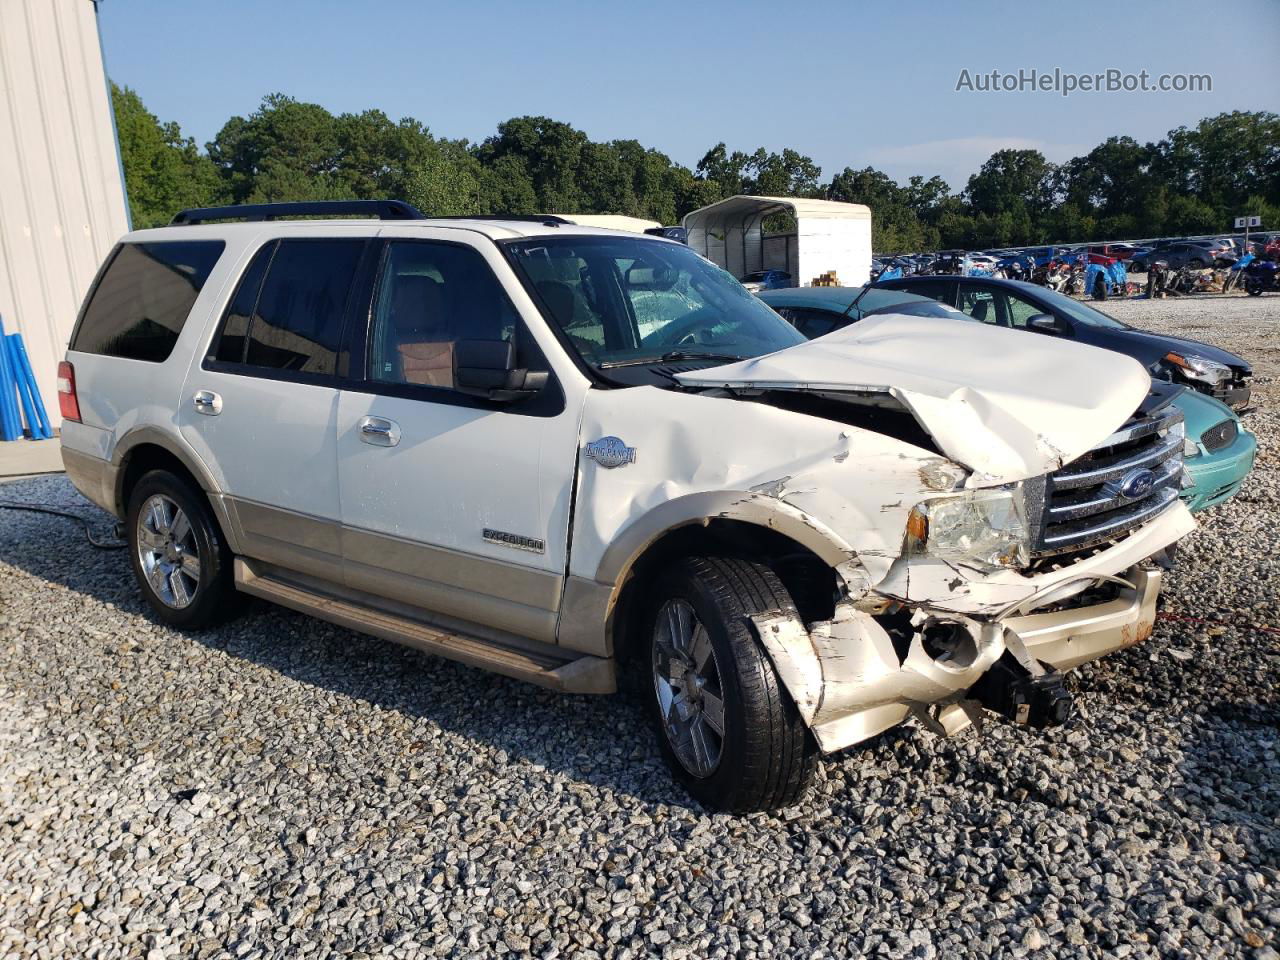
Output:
1183,429,1257,512
755,562,1167,754
1212,381,1252,411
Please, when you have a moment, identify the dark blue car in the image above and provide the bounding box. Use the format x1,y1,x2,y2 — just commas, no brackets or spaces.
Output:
875,275,1252,410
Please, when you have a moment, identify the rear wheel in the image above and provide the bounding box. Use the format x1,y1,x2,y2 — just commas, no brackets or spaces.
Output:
127,470,239,629
1246,279,1263,296
644,556,816,812
1189,258,1205,269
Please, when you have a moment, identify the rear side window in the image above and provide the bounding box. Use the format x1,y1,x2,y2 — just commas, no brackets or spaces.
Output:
72,241,224,362
211,239,364,376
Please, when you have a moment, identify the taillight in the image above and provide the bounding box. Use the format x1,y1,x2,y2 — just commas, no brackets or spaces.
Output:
57,360,81,422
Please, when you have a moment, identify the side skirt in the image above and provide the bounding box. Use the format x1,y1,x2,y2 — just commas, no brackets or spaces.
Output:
233,558,615,694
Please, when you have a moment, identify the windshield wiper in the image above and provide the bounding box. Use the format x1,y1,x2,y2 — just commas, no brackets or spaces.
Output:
598,350,748,370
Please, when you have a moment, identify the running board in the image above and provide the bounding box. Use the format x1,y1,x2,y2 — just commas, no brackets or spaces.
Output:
234,558,614,694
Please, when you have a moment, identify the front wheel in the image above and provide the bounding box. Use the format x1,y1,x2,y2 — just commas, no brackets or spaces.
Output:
127,470,239,629
645,556,816,812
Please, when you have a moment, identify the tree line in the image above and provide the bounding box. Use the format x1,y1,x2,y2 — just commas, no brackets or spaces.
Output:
113,84,1280,252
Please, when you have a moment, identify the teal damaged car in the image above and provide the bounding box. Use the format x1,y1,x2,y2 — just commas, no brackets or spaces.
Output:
1176,388,1257,513
758,285,1257,513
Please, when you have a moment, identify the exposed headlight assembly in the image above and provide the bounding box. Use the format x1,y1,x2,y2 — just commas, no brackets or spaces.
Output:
1163,351,1232,387
906,485,1032,569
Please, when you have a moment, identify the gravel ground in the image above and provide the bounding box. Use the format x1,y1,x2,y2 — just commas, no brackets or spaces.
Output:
2,295,1278,960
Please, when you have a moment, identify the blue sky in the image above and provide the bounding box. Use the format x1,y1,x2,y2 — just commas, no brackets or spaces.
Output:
98,0,1279,189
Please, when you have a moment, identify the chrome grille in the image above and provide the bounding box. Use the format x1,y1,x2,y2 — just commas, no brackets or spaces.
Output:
1033,404,1184,555
1200,418,1238,453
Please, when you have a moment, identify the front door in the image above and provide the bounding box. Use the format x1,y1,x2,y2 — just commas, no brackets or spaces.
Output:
335,235,581,642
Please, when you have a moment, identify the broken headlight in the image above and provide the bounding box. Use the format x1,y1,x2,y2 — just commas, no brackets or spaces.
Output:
1162,351,1232,388
906,486,1031,569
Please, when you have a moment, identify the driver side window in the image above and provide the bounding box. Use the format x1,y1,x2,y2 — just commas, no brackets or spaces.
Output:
370,241,520,390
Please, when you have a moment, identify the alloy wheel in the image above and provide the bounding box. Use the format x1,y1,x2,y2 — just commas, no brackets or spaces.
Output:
652,598,726,777
136,494,201,608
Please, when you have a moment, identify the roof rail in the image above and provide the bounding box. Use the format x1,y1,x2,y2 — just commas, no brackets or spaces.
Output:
170,200,427,225
423,214,571,227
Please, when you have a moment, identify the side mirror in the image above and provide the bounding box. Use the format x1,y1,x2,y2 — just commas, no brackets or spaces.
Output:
453,339,547,402
1027,313,1058,332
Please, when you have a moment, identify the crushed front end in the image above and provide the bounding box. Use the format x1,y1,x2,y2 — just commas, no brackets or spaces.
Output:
752,390,1195,753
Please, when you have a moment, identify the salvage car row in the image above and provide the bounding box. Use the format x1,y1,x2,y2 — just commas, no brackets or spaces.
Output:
58,200,1254,811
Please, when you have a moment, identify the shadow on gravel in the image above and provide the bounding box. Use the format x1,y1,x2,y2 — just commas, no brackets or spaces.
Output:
0,509,701,810
1170,701,1280,890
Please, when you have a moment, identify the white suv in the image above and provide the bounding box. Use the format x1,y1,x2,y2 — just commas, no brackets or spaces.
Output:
60,201,1195,812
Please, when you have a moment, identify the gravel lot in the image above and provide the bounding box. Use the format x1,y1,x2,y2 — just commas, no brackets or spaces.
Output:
3,295,1278,960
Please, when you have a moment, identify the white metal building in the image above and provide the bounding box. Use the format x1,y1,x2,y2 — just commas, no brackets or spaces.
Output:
683,196,872,287
0,0,129,428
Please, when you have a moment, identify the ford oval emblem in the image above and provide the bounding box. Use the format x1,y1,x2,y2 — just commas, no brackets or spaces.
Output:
1118,468,1156,500
585,436,637,469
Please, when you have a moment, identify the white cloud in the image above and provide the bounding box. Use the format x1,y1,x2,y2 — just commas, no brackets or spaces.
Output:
864,136,1091,189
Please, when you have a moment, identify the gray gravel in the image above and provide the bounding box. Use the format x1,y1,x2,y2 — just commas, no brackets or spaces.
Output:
3,294,1278,959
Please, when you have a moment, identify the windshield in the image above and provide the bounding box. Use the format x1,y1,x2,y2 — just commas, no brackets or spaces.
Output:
505,236,804,370
1025,283,1129,329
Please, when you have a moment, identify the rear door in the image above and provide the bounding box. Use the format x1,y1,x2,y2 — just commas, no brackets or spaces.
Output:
180,233,374,583
334,232,582,642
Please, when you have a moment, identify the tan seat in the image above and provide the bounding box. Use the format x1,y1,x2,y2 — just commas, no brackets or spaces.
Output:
388,274,454,387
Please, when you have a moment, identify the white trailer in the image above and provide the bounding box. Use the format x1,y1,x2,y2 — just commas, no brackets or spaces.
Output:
683,195,872,287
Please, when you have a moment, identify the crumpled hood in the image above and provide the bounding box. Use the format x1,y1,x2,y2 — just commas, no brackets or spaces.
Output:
676,312,1152,483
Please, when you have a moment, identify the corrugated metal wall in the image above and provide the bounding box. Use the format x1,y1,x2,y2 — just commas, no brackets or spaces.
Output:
0,0,129,428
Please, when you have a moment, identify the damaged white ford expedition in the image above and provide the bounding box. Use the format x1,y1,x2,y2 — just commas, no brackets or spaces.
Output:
60,201,1195,812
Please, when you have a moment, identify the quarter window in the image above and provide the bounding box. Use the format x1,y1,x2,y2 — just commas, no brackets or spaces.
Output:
72,241,224,362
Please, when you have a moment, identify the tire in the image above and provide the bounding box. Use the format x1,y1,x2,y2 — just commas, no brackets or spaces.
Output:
1092,275,1108,301
1189,258,1205,269
1246,280,1263,297
644,556,817,812
126,469,239,629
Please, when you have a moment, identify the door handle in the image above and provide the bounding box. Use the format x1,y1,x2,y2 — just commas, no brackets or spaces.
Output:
358,416,400,447
192,390,222,416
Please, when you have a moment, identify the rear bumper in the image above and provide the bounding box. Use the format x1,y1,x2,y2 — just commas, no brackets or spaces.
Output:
61,445,119,517
1183,430,1256,512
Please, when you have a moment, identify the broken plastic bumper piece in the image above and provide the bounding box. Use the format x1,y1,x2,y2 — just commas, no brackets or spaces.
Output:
752,565,1162,754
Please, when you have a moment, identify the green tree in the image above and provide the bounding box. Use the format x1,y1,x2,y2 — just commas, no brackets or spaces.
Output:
111,83,222,227
964,149,1057,220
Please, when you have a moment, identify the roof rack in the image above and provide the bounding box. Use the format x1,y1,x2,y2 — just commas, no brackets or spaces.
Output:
170,200,427,225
